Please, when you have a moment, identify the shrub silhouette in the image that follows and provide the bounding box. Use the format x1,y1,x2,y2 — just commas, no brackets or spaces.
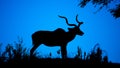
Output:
74,46,82,59
0,38,32,64
0,39,119,65
85,43,108,64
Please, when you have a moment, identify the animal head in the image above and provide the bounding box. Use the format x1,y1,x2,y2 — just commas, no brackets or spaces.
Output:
58,14,84,36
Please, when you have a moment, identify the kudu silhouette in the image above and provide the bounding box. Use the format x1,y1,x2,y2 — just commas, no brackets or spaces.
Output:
30,14,84,59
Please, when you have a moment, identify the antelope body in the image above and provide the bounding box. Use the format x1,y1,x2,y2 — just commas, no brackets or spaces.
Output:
30,15,84,58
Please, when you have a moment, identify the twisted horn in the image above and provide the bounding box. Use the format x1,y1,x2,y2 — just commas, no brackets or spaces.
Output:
58,15,76,27
76,14,83,27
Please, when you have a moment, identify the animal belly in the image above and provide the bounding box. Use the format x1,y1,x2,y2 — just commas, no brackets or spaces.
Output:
43,39,65,46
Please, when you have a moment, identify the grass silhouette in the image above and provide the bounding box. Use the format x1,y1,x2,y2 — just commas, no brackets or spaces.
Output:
0,39,120,65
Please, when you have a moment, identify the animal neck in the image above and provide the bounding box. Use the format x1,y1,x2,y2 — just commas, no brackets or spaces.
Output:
66,30,76,41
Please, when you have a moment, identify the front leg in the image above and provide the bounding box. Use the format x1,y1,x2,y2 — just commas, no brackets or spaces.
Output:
61,45,67,59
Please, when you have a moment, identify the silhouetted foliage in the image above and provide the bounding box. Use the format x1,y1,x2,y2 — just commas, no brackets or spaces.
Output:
0,39,120,65
75,46,82,59
78,0,113,8
0,38,31,64
78,0,120,18
0,43,5,64
85,43,107,64
110,4,120,18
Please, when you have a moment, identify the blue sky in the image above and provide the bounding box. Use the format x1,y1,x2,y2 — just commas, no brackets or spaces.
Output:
0,0,120,63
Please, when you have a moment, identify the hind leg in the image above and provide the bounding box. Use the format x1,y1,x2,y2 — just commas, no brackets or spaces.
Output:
30,44,40,57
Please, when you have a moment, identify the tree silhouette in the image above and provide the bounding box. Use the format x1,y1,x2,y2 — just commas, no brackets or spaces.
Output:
110,4,120,18
78,0,120,18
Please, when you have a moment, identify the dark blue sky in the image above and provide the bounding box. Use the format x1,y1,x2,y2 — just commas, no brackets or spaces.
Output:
0,0,120,63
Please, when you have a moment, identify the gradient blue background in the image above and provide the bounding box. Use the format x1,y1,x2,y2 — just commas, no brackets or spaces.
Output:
0,0,120,63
